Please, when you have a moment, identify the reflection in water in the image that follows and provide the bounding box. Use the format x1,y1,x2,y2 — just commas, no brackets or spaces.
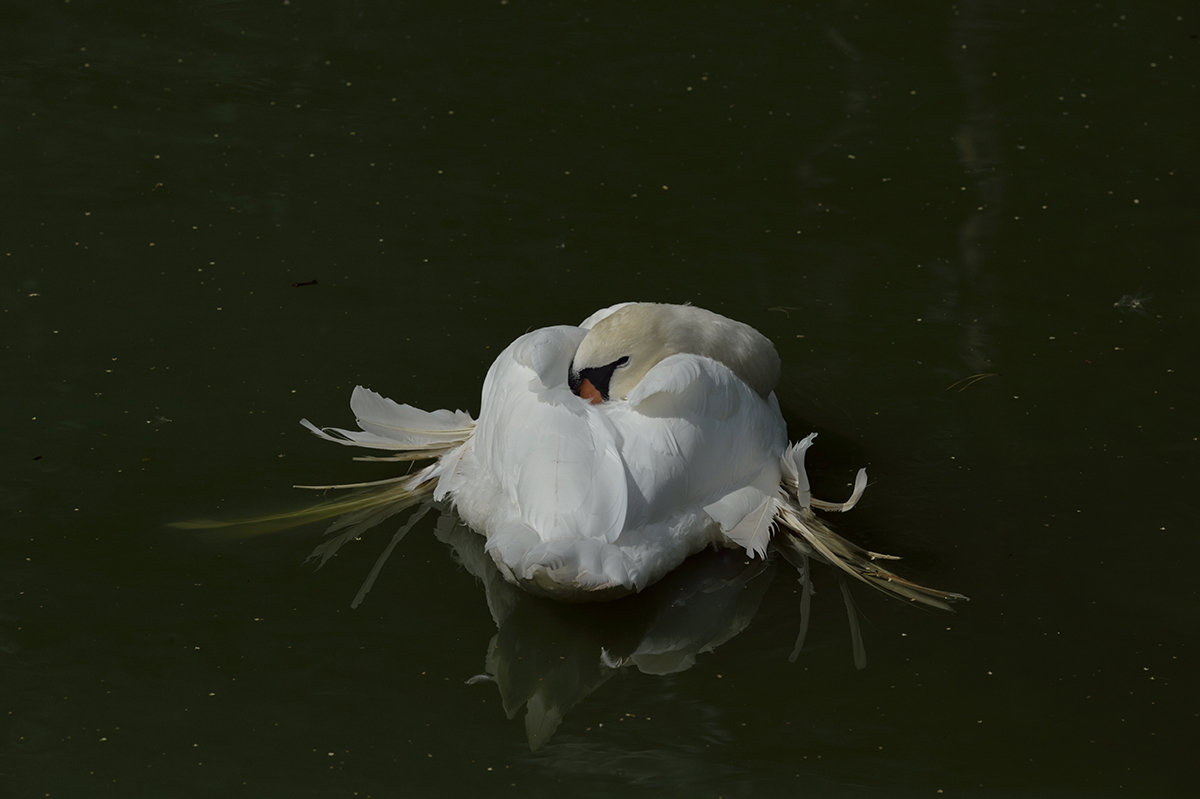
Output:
326,504,844,750
435,512,775,749
181,455,938,749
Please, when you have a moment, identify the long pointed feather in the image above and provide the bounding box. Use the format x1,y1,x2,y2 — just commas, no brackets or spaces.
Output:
771,438,968,611
774,503,968,610
172,462,441,539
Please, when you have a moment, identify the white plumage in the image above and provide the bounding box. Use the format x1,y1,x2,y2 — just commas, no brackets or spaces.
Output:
299,302,964,607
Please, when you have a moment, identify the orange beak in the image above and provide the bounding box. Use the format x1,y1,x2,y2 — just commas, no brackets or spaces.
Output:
578,378,604,405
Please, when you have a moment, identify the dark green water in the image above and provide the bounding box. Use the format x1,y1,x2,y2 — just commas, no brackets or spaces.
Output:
4,2,1197,796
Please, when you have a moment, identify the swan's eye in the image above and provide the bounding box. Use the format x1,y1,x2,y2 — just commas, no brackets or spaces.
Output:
614,356,630,368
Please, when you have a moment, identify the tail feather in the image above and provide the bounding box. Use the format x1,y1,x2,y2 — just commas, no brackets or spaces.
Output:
772,438,968,611
773,504,967,610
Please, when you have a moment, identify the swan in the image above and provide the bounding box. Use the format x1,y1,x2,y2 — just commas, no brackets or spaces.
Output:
299,302,964,607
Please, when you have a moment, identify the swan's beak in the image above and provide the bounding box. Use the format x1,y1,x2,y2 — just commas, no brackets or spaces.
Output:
568,360,605,404
569,356,623,404
577,378,604,405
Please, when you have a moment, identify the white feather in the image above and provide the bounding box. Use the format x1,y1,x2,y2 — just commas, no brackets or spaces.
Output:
296,302,966,608
301,386,473,451
434,326,790,596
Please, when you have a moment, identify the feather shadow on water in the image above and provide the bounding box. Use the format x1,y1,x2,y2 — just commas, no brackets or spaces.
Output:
440,513,782,750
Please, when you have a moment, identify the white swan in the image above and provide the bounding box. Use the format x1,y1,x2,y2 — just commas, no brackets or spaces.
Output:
299,302,964,607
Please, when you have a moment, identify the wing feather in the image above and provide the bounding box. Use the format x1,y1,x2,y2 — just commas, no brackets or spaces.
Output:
302,386,473,452
459,326,629,546
613,353,786,549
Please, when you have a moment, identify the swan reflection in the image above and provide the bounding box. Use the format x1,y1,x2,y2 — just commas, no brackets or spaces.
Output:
448,508,774,749
328,505,860,751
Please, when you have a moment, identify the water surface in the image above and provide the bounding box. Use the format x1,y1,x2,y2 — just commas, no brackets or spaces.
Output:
4,2,1197,796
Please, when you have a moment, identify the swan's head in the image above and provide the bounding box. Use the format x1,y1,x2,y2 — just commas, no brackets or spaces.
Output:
568,303,781,403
